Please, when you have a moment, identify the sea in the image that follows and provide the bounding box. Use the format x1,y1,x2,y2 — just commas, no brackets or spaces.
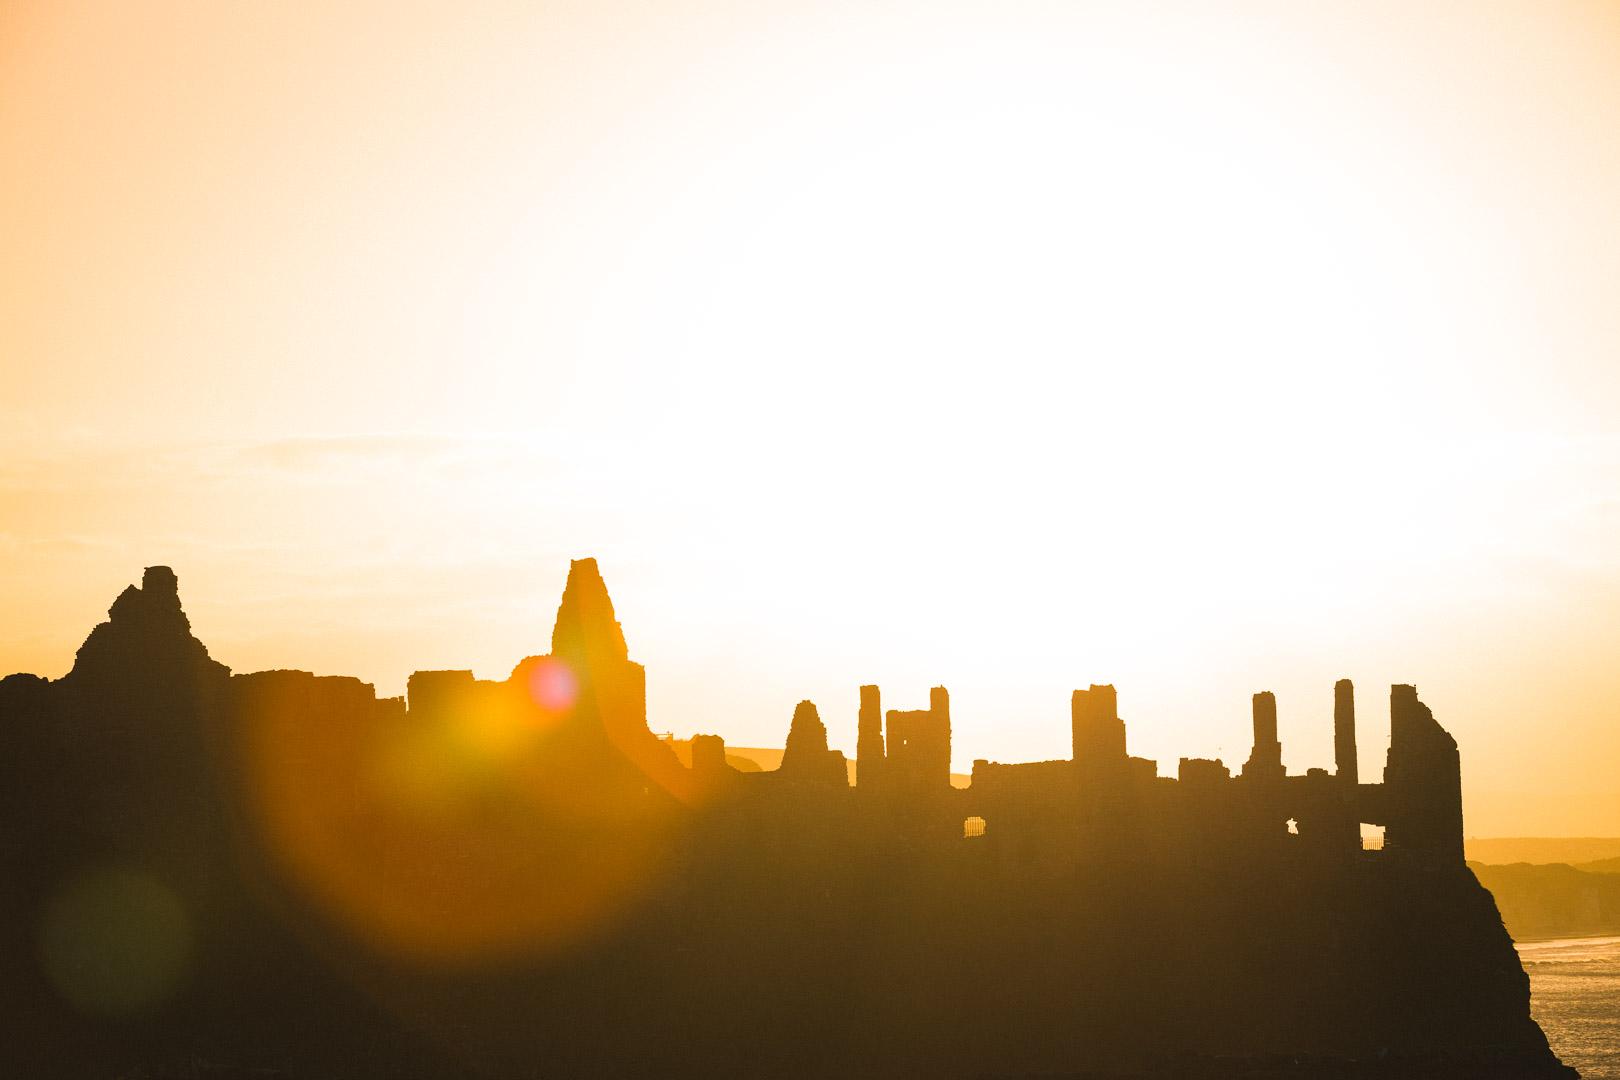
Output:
1521,935,1620,1079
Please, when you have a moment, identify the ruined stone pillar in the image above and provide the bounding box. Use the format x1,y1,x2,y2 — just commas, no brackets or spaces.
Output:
930,686,952,786
1241,691,1284,780
1334,679,1358,786
856,684,885,790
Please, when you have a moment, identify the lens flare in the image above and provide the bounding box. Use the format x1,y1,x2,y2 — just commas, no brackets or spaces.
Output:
527,656,578,714
38,867,191,1017
234,668,675,966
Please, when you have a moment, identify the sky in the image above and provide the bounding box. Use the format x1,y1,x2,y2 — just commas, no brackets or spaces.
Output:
3,1,1619,836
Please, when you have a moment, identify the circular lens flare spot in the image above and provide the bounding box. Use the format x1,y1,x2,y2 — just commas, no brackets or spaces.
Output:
39,867,191,1017
528,657,579,713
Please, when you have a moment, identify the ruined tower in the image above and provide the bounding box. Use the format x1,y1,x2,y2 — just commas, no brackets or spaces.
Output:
1335,679,1358,786
1382,684,1464,865
541,556,646,744
780,700,848,787
1071,684,1126,774
550,557,630,665
885,686,951,793
506,558,689,802
856,684,885,790
1241,691,1284,781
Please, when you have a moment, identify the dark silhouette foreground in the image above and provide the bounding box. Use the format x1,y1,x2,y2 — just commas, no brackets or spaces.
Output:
0,563,1575,1078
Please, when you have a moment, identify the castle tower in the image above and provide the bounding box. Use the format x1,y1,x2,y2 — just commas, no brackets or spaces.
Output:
781,700,848,787
550,557,630,665
528,557,646,745
1334,679,1358,786
1383,684,1463,864
506,558,690,802
885,686,951,793
1241,691,1284,781
1071,684,1126,773
856,684,885,790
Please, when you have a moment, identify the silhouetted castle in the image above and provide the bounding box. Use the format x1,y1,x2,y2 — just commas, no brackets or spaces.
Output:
0,562,1574,1078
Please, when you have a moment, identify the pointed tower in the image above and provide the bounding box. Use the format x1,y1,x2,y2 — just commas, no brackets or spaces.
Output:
541,557,643,736
550,557,630,665
508,558,691,800
780,700,848,787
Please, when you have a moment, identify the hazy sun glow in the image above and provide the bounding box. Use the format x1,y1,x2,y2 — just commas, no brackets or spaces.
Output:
3,1,1620,835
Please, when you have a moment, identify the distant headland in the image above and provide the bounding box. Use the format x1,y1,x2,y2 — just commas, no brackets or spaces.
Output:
0,561,1575,1078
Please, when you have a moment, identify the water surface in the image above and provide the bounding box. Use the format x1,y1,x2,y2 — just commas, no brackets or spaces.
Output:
1520,935,1620,1079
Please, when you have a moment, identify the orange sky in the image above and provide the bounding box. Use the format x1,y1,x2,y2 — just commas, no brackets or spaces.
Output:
4,1,1620,836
